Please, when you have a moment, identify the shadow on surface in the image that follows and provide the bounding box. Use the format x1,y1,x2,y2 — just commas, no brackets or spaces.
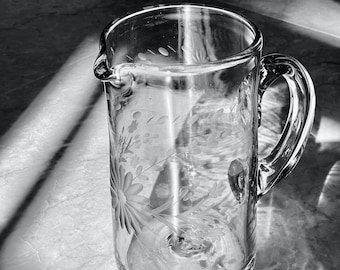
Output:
0,86,103,252
0,2,114,137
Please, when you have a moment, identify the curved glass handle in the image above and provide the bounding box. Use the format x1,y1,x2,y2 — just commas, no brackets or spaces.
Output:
257,53,316,197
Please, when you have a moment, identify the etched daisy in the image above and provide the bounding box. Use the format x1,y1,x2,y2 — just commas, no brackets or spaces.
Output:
110,158,150,234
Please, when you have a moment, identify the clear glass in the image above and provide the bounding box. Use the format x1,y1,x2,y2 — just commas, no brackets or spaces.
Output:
94,5,315,270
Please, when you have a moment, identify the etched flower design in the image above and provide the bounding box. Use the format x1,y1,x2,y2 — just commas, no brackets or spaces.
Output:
110,158,150,234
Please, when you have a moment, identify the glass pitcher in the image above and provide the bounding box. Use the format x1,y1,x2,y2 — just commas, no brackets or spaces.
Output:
94,5,315,270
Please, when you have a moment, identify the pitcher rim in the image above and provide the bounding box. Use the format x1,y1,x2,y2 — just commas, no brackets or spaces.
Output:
100,4,263,72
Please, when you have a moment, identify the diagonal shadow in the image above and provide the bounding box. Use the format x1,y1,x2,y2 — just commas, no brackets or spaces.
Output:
0,85,103,252
0,2,115,138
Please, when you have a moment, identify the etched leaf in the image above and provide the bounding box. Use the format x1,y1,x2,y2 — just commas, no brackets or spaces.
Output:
146,117,154,123
130,156,140,168
157,115,169,124
136,165,143,175
209,182,226,198
138,175,149,181
128,120,138,133
152,165,164,171
172,115,181,123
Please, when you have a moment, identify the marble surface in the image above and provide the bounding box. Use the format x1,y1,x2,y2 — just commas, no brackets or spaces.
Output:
1,0,340,269
226,0,340,41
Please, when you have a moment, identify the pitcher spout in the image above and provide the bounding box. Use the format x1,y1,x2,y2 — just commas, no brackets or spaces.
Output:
94,50,115,82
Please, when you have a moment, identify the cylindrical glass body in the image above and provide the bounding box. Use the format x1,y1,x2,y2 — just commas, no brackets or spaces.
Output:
94,5,315,270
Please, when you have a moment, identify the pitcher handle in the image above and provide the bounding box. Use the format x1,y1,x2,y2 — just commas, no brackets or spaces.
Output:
257,53,316,197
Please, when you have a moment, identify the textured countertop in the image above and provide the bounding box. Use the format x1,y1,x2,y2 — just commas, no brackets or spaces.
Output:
0,0,339,269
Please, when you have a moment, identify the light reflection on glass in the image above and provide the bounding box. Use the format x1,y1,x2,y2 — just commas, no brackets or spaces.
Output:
317,161,340,216
315,116,340,151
